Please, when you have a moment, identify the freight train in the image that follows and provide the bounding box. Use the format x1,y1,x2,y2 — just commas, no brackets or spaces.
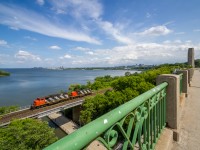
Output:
31,89,92,109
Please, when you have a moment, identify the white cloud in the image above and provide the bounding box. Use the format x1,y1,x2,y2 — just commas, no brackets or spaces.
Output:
36,0,45,6
163,40,183,44
64,54,71,58
146,12,151,18
59,54,72,59
97,20,133,44
50,0,102,19
50,0,132,45
193,29,200,32
11,40,198,67
86,51,94,55
174,40,182,43
163,21,175,26
186,40,191,43
24,36,37,41
163,40,171,44
0,40,7,46
136,25,172,36
15,50,41,61
9,26,19,30
73,46,95,55
62,41,200,67
49,45,61,50
175,32,185,35
73,46,90,51
0,4,100,44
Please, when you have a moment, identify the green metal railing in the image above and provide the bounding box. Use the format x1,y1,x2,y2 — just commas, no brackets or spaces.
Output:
179,73,183,94
44,82,168,150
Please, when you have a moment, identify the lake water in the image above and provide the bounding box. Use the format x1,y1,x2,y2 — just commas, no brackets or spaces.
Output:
0,68,139,107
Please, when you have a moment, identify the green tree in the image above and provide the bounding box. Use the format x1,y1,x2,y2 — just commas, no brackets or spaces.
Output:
122,88,139,101
0,118,57,150
80,97,96,124
68,84,81,93
89,75,119,90
0,70,10,76
80,94,109,124
125,71,131,76
91,81,104,90
86,81,92,89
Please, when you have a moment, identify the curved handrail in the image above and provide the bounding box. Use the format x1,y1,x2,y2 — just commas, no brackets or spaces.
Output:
44,82,168,150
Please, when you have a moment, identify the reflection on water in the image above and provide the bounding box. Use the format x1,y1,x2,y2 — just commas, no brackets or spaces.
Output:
19,80,31,87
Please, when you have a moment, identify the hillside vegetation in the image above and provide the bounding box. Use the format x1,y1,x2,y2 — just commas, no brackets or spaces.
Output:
80,64,188,124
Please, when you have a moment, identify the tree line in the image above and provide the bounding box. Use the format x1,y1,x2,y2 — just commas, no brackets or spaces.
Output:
0,70,10,77
80,64,187,124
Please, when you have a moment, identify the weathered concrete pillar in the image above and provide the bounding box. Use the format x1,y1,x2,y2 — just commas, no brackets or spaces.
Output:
177,70,188,97
72,105,81,124
188,68,194,86
188,48,195,68
156,74,180,141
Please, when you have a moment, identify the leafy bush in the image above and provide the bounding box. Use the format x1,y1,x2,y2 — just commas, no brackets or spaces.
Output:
0,118,57,150
80,94,108,124
88,75,119,90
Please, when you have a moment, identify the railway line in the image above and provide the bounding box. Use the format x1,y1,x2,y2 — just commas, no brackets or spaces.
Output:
0,88,110,126
0,97,84,126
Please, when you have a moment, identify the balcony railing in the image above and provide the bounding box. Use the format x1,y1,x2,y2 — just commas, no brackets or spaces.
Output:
45,82,168,150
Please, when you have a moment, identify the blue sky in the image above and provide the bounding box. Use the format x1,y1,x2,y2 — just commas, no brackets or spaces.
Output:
0,0,200,68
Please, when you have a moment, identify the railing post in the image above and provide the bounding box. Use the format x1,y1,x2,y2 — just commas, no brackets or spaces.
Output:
177,70,189,97
188,48,195,68
188,68,194,86
156,74,180,141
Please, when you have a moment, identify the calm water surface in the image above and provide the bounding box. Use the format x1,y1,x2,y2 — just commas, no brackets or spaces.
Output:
0,68,139,106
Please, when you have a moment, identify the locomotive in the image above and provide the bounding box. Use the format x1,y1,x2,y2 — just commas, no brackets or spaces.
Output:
31,89,92,109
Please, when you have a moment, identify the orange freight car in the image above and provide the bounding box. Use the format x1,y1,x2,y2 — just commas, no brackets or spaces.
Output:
71,91,78,97
33,98,46,107
31,89,92,109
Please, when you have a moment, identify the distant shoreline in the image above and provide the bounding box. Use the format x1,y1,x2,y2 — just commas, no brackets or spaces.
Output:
32,67,151,71
0,70,10,77
0,64,154,71
0,67,147,73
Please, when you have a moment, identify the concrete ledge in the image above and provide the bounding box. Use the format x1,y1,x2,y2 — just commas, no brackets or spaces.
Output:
180,93,185,106
155,128,173,150
156,74,180,129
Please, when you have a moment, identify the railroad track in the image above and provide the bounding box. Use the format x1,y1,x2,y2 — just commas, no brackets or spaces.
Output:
0,88,111,126
0,97,85,126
